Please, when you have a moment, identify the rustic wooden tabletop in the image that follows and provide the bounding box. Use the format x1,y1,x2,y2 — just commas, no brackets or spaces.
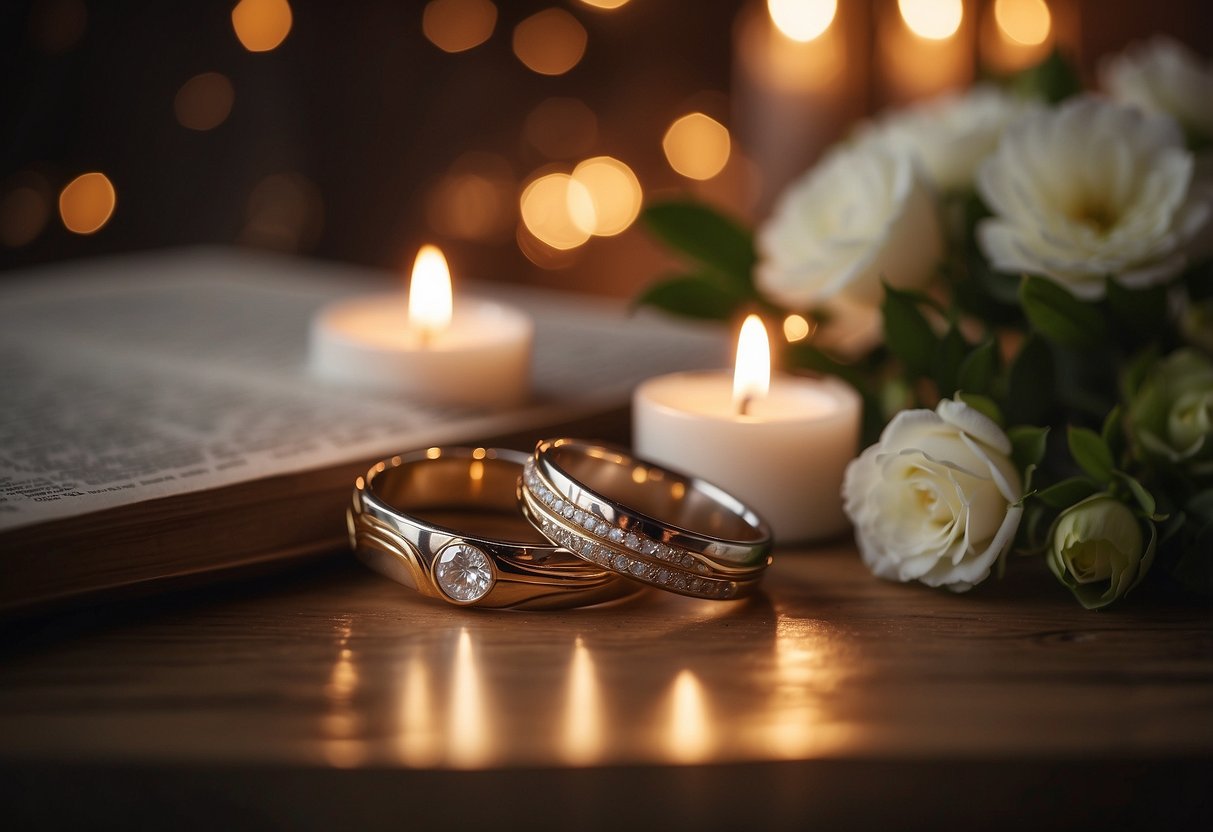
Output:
1,539,1210,830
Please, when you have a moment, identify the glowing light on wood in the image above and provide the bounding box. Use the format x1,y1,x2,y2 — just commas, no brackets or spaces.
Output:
448,628,491,767
561,638,603,765
666,670,713,762
397,652,439,766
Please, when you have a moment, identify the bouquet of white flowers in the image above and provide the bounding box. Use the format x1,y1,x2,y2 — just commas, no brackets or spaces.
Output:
639,42,1213,609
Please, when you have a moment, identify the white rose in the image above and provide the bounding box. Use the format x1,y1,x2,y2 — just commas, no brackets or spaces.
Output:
842,399,1023,592
976,96,1210,300
756,143,943,309
856,85,1041,192
1100,36,1213,142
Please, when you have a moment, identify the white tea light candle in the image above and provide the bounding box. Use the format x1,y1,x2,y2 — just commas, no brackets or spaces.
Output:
634,315,861,542
309,245,532,407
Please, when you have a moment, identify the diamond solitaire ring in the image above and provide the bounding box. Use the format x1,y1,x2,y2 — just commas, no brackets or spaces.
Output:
349,447,641,609
521,439,773,600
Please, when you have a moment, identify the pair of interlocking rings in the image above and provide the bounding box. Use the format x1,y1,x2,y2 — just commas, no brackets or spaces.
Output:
347,439,773,609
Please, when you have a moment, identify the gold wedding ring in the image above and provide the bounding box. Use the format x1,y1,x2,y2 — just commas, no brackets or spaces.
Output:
521,439,773,600
349,447,641,609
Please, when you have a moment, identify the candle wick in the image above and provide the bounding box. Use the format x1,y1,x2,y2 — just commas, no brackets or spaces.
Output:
738,394,752,417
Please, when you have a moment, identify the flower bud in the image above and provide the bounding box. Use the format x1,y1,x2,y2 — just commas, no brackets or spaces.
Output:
1128,349,1213,477
1047,495,1152,609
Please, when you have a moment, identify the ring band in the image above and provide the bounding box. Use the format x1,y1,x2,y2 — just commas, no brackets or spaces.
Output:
521,438,773,600
349,447,641,609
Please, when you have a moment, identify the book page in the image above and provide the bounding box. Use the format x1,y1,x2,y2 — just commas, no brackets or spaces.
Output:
0,248,727,531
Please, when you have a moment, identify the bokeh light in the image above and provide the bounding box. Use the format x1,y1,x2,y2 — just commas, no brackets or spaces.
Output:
570,156,642,236
782,313,813,343
898,0,963,40
662,112,731,181
426,152,514,241
520,171,593,250
422,0,497,53
0,174,52,248
59,172,116,235
524,97,598,159
994,0,1051,46
241,172,324,252
513,8,588,76
767,0,837,43
579,0,630,9
174,72,235,132
28,0,87,55
231,0,293,53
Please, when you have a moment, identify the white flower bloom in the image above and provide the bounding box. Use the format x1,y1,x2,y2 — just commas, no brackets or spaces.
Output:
756,143,943,309
857,85,1041,192
842,398,1023,592
976,97,1210,300
1101,36,1213,141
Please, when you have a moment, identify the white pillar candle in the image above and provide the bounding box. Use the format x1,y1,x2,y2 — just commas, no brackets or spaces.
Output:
309,245,532,408
633,315,861,543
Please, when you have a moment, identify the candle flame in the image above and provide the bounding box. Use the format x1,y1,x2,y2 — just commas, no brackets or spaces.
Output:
733,314,771,416
408,244,453,341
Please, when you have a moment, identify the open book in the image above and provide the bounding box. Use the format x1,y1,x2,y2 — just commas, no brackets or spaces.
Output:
0,248,727,614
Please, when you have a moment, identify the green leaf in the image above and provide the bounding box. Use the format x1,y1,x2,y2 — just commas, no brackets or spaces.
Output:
1004,333,1054,426
1067,425,1115,484
881,284,936,377
956,337,999,395
1019,275,1109,349
1112,471,1159,519
933,324,969,395
1101,404,1125,460
633,274,748,321
1035,476,1098,509
1008,425,1049,472
641,201,756,288
956,392,1004,426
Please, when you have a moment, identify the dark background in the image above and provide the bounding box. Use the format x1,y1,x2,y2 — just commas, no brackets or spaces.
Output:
3,0,1211,296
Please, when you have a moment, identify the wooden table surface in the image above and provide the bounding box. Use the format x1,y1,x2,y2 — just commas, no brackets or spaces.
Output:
2,539,1211,830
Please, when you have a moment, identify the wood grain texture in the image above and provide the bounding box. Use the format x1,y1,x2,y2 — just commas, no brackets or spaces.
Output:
1,543,1210,829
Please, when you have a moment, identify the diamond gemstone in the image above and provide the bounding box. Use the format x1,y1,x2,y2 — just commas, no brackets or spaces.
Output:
434,543,494,603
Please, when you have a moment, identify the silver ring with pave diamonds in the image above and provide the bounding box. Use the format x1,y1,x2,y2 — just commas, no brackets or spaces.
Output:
521,439,773,600
349,447,641,610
